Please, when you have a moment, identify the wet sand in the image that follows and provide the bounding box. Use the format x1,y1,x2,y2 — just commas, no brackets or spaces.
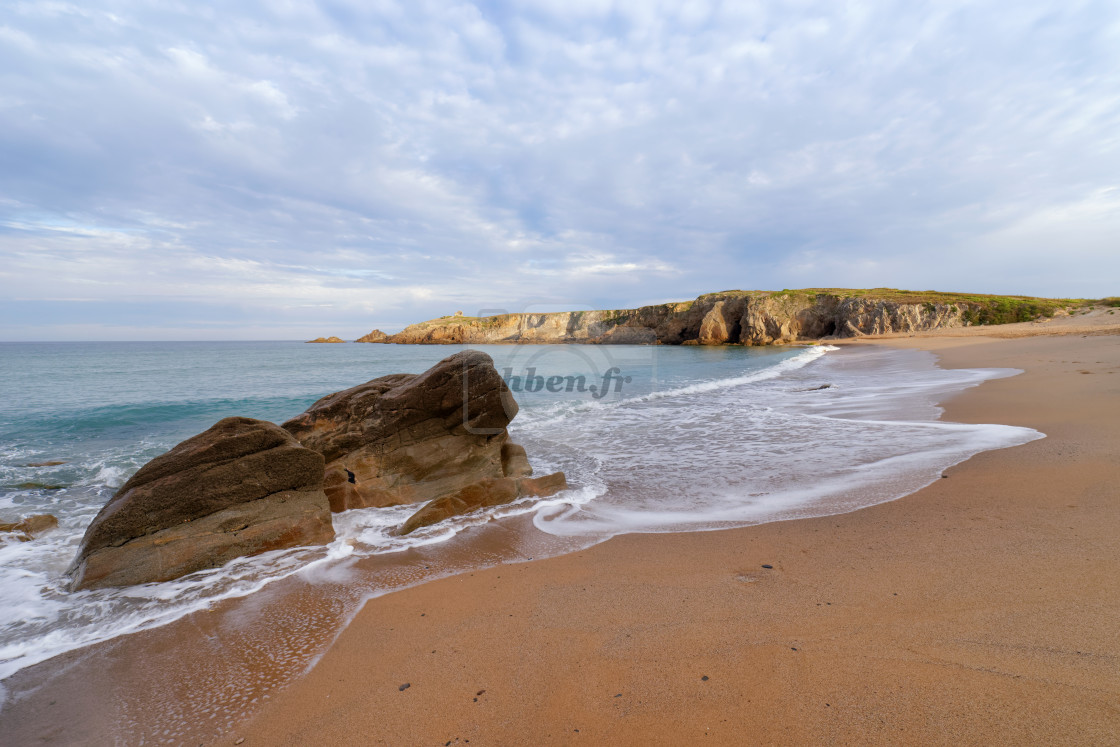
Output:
231,333,1120,745
3,333,1118,745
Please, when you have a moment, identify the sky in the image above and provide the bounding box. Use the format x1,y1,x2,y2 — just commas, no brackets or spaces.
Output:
1,1,1118,340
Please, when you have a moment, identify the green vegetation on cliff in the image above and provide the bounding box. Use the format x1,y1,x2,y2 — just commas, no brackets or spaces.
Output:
700,288,1088,326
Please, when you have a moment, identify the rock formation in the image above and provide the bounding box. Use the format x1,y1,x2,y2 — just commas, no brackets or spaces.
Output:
68,417,334,591
307,336,346,343
66,355,570,590
356,329,389,343
380,290,1070,346
398,472,568,535
282,351,564,517
0,514,58,541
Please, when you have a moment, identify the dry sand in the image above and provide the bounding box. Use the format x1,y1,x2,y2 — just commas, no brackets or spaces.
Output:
230,333,1120,745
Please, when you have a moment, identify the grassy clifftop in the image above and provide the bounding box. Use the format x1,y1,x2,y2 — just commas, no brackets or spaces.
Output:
699,288,1093,326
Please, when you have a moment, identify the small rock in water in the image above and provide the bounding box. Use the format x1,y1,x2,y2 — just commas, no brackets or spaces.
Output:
0,514,59,541
399,683,411,691
27,461,66,467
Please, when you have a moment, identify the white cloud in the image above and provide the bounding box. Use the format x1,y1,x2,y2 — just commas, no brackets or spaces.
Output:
1,0,1119,339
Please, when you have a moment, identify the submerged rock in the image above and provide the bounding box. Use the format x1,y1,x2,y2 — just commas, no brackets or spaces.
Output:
398,472,567,536
0,514,58,541
67,417,334,591
283,351,521,512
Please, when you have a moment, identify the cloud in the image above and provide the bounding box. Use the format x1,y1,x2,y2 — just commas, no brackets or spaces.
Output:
1,0,1118,339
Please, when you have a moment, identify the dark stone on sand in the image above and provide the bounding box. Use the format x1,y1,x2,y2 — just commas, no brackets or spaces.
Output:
399,683,410,691
701,675,709,681
0,514,59,541
761,564,773,569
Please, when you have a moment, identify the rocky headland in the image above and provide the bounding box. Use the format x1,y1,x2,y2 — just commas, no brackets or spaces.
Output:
378,289,1083,346
356,329,389,343
67,352,564,590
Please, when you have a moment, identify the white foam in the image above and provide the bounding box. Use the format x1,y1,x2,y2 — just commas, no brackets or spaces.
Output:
526,347,1041,538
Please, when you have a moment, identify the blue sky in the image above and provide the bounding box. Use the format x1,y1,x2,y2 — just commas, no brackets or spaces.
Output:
2,0,1118,340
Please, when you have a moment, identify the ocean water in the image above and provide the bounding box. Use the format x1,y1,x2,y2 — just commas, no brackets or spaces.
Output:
0,341,1042,690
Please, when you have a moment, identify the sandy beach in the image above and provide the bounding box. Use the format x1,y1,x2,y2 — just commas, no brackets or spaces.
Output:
3,331,1118,745
224,332,1119,745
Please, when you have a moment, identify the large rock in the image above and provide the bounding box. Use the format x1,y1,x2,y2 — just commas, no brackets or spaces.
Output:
68,417,333,591
398,472,568,535
283,351,528,513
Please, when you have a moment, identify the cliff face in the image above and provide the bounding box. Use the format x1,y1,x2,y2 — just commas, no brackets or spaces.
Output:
386,291,975,346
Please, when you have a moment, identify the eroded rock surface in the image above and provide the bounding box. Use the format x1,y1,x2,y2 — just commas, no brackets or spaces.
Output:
382,291,984,346
282,351,534,513
68,417,333,590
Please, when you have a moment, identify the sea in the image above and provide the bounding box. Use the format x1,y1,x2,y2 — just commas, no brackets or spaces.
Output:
0,341,1042,719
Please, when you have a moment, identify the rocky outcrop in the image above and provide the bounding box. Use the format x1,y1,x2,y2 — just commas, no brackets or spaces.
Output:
356,329,389,343
0,514,58,541
282,351,550,515
382,291,985,346
307,336,346,343
398,472,568,535
68,417,334,591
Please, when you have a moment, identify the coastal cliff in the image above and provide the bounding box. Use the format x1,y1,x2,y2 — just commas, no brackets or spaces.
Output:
384,289,1076,346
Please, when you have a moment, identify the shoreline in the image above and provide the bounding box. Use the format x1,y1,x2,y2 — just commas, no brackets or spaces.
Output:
2,332,1117,743
234,333,1120,744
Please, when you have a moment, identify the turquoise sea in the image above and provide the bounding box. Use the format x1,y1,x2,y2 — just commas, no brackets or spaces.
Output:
0,341,1042,705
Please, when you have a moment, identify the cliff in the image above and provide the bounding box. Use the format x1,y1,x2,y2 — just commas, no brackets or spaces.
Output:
384,289,1080,346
